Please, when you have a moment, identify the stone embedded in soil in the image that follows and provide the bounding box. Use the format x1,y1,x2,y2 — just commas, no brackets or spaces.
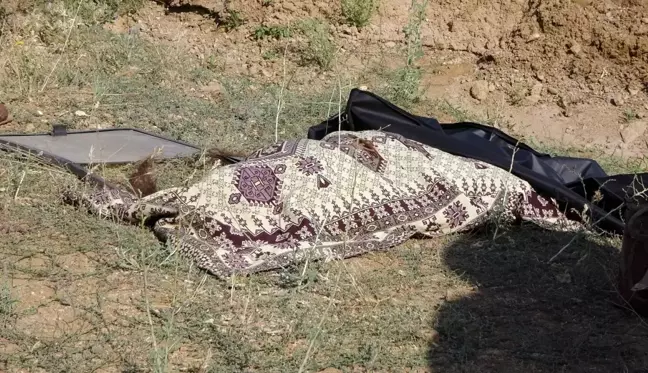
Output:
547,87,559,95
569,42,582,56
470,80,490,101
526,32,541,43
611,95,626,107
628,84,642,96
620,121,646,144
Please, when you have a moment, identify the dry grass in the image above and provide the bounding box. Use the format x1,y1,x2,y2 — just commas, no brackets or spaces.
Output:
1,1,648,373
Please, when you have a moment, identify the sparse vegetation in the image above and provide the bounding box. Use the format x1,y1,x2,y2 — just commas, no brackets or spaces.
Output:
221,9,246,31
0,270,15,320
622,108,639,123
377,0,428,107
341,0,377,28
297,19,336,70
253,24,292,40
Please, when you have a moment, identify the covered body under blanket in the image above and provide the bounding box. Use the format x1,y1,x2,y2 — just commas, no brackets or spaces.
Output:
65,130,580,278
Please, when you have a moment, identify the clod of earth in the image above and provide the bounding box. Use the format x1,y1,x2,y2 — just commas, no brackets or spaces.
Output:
620,120,647,144
470,80,490,101
611,95,626,107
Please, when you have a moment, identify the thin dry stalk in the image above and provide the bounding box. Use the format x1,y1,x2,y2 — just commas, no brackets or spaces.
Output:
274,44,289,142
13,170,26,200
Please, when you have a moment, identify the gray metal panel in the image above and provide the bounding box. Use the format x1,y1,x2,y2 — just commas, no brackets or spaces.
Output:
0,130,199,164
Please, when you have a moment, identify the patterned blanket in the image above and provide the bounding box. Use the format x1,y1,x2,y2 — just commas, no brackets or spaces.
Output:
65,130,580,278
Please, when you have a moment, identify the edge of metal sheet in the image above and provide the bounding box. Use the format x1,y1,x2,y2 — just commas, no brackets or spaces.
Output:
0,126,244,165
0,136,113,188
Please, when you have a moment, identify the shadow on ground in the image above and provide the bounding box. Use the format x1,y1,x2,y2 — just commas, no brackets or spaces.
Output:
428,226,648,373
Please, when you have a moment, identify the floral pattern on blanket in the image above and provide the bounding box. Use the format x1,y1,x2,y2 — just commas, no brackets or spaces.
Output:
66,130,580,278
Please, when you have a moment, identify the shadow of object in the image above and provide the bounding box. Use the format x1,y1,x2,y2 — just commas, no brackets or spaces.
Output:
428,226,648,372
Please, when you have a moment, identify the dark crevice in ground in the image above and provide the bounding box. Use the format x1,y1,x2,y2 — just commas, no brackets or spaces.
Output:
154,1,222,22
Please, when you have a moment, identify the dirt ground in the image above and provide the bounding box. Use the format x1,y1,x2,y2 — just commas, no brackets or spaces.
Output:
103,0,648,155
1,0,648,372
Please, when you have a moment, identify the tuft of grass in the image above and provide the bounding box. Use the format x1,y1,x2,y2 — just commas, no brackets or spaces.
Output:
297,19,336,70
379,66,422,108
622,109,638,123
221,9,246,31
341,0,378,28
403,0,428,67
0,270,16,320
253,25,292,40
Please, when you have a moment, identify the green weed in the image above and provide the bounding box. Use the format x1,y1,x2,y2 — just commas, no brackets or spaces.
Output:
221,9,245,31
297,19,336,70
341,0,377,28
253,25,292,40
622,109,638,123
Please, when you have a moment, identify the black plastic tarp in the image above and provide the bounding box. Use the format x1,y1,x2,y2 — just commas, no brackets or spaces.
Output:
307,89,647,235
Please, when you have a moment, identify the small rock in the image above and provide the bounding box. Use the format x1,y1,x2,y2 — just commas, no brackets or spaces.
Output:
611,95,625,107
470,80,490,101
557,95,568,110
547,87,559,95
526,32,541,43
642,18,648,24
535,72,546,82
628,84,641,96
488,82,496,92
36,110,43,116
74,110,89,117
562,109,573,117
283,2,297,12
25,123,35,132
569,42,582,56
358,85,368,91
530,82,543,97
261,69,272,77
620,120,646,144
637,111,646,119
385,41,396,48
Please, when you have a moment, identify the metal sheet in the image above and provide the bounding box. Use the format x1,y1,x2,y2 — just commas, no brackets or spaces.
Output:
0,128,200,164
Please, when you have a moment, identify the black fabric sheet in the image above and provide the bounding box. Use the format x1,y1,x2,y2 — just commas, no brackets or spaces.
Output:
307,89,648,235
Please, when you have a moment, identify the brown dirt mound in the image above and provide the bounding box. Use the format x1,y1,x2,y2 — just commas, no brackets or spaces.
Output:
502,0,648,92
415,0,647,101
